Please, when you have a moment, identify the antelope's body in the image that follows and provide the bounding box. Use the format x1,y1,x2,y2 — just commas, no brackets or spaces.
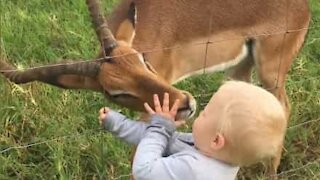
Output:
0,0,311,177
110,0,310,111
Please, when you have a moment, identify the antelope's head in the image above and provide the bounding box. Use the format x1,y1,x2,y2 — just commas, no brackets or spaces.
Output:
0,0,196,119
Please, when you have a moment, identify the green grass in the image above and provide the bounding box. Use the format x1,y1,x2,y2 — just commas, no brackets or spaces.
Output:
0,0,319,179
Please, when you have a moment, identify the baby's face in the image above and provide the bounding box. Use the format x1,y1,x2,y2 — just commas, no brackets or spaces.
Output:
192,92,225,153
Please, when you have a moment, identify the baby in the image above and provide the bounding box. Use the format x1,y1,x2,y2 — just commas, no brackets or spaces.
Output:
99,81,287,180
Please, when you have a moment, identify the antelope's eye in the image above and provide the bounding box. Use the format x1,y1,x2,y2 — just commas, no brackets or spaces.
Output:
112,93,135,99
108,90,136,99
142,53,157,74
145,61,156,73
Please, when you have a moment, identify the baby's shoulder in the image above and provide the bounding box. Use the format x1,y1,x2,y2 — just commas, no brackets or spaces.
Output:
193,156,240,180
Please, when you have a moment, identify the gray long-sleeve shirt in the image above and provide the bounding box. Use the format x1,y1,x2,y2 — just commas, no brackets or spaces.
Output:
104,110,239,180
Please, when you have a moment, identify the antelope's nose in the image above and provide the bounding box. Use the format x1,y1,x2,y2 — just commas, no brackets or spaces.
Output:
177,91,197,119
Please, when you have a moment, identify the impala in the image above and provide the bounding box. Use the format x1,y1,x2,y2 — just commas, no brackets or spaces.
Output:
0,0,311,177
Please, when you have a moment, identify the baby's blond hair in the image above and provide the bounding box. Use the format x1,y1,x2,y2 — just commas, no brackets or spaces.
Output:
214,81,287,166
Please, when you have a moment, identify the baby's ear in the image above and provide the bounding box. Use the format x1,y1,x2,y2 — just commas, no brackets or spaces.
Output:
210,133,225,150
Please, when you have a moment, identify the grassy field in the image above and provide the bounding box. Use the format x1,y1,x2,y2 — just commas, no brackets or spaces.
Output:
0,0,319,179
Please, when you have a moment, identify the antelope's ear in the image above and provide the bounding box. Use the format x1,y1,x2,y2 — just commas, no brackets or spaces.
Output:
115,2,136,46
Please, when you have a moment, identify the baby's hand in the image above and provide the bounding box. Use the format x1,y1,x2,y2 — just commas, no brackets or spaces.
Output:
144,93,186,127
99,107,110,126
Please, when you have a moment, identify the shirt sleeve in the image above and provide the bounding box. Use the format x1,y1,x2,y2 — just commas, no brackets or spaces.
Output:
103,110,148,145
132,115,195,180
175,132,194,143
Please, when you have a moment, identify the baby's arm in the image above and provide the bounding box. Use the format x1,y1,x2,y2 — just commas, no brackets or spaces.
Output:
100,108,148,145
132,115,195,180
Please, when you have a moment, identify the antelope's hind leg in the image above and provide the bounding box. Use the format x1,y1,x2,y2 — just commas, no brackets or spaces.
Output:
254,28,309,178
225,43,255,83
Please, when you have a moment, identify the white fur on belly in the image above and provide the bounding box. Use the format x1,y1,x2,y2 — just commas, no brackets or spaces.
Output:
173,44,248,84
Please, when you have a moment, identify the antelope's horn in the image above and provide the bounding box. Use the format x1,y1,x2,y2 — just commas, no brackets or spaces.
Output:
0,60,100,84
86,0,117,54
